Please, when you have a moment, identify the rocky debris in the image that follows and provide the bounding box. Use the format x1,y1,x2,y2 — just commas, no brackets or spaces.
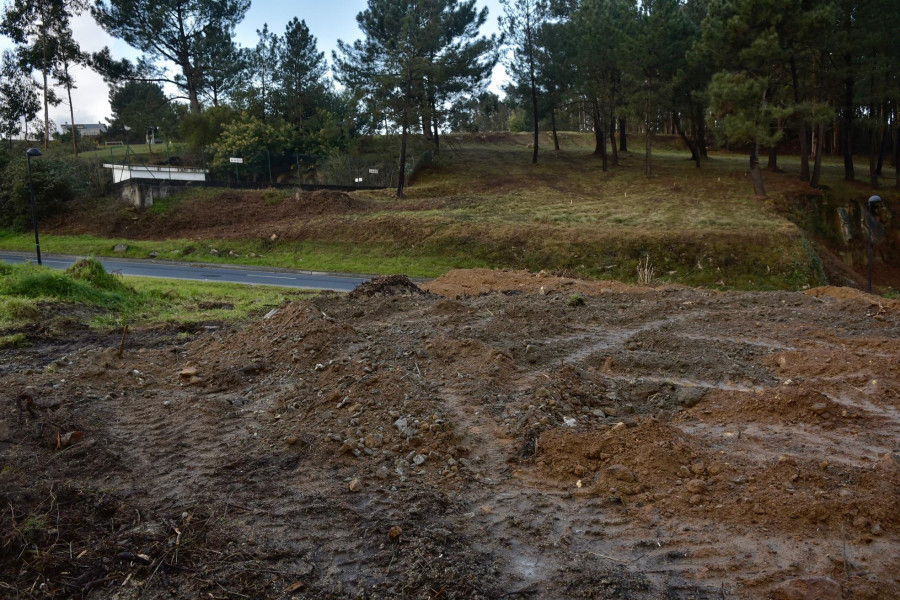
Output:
348,478,362,492
180,366,198,378
348,275,425,299
607,465,636,482
113,243,128,253
772,576,842,600
685,479,706,494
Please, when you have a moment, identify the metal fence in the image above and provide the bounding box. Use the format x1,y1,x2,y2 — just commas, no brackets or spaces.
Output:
100,142,433,191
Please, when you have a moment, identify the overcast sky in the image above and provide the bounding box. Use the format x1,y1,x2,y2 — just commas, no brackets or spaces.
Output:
0,0,506,130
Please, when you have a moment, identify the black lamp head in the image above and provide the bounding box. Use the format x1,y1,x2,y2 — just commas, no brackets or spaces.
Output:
26,147,42,158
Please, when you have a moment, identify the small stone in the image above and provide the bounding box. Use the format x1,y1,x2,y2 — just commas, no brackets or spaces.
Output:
707,463,723,476
388,526,402,541
148,252,159,258
875,453,898,473
413,454,426,466
348,478,362,492
689,494,703,506
179,366,198,378
810,402,828,415
187,376,202,385
365,434,383,449
563,417,577,428
314,363,326,371
686,479,706,494
772,576,842,600
607,464,636,482
113,243,128,253
690,461,706,475
871,523,882,535
394,417,408,431
286,436,299,446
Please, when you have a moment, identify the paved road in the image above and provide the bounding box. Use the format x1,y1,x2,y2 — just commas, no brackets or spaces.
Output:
0,251,374,291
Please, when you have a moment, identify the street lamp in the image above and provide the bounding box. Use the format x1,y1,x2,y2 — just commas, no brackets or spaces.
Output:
26,147,42,266
867,195,882,294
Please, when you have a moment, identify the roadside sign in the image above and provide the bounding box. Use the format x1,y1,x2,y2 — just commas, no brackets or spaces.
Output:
230,157,244,164
369,169,379,174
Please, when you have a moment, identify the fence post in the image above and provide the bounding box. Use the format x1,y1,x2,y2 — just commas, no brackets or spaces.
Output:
166,140,171,180
267,150,273,186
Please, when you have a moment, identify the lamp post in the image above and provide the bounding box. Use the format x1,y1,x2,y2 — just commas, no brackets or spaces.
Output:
26,147,42,266
867,195,882,294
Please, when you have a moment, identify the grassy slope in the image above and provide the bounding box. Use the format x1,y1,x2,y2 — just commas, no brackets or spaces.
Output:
3,132,880,289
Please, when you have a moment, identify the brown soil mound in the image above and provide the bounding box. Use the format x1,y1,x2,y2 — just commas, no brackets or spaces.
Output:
422,268,659,297
806,285,900,310
696,387,868,428
348,274,426,299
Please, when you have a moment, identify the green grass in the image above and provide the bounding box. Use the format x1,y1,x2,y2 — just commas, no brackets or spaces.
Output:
5,132,894,290
0,260,314,330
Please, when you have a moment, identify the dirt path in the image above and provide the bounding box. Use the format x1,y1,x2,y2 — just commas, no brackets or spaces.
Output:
1,270,898,598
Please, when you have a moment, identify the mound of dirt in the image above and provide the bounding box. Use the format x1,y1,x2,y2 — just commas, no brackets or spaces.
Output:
348,275,426,299
422,268,659,298
691,387,867,428
806,285,900,310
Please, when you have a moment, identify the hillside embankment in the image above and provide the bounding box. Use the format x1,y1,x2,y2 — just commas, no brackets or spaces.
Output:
15,132,896,292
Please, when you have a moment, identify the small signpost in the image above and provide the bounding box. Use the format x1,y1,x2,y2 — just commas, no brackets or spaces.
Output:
230,157,244,164
369,168,379,174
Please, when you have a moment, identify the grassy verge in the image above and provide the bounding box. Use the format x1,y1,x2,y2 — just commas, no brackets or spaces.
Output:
0,260,314,331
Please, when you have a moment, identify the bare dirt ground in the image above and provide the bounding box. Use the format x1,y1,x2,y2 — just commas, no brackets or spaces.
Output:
1,269,899,599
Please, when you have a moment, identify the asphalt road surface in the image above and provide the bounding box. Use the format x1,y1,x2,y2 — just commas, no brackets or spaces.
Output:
0,251,374,291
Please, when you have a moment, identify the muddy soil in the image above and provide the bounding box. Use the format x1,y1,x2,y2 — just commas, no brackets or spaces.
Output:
1,270,898,599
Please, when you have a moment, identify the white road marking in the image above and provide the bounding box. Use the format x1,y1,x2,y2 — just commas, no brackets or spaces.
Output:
247,274,297,280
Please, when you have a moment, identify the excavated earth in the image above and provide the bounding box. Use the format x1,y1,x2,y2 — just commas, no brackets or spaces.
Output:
1,269,899,599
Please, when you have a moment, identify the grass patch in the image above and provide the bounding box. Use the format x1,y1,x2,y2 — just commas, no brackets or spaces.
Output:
0,333,28,348
0,260,315,329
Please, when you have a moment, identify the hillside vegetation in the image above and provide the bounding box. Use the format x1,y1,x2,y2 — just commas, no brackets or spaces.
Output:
3,133,896,290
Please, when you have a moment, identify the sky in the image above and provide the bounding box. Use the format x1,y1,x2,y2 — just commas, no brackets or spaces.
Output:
0,0,507,130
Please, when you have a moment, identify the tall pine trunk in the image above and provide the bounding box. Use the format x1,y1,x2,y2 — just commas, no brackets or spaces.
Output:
591,102,607,172
790,58,809,182
619,117,627,151
750,145,766,196
644,78,652,178
842,65,855,181
526,19,538,164
608,113,618,166
397,75,412,198
811,122,825,188
65,62,77,156
674,111,700,167
551,107,559,150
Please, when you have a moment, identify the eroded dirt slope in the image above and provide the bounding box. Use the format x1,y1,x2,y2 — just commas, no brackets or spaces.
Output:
1,270,898,599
